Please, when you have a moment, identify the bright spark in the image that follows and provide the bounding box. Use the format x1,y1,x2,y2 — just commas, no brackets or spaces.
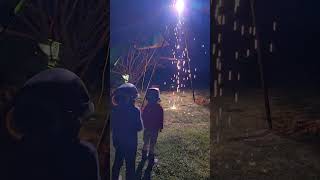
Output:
175,0,185,15
170,105,177,110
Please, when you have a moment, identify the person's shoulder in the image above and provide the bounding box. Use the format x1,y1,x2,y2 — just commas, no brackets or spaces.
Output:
78,140,98,157
131,105,141,112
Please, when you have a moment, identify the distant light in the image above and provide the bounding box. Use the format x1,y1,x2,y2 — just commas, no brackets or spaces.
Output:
175,0,185,15
170,105,177,110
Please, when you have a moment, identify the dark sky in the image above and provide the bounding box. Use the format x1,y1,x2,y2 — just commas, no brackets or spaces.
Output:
2,0,319,89
111,0,320,89
111,0,210,89
216,0,320,88
257,0,320,87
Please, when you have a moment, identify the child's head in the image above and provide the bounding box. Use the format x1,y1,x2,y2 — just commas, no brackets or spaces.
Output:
112,83,139,106
10,68,94,141
146,88,160,104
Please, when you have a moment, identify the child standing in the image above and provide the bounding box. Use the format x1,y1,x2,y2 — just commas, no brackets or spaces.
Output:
111,83,143,180
141,88,164,163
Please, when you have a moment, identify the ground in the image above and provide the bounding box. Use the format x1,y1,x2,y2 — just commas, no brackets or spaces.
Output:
212,88,320,179
80,90,211,180
80,88,320,179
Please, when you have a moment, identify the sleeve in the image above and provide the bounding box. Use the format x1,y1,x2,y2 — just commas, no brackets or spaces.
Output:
136,108,143,131
159,106,164,129
110,110,119,147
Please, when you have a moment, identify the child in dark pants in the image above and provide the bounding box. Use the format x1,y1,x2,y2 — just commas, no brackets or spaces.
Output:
111,83,143,180
141,88,164,163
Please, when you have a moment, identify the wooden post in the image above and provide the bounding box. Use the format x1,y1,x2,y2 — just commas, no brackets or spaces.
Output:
140,59,159,108
140,33,168,109
184,29,196,102
96,46,111,178
249,0,272,129
97,47,110,106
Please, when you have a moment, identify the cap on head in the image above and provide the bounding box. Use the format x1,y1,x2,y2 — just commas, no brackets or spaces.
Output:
12,68,94,139
146,88,160,102
112,83,139,105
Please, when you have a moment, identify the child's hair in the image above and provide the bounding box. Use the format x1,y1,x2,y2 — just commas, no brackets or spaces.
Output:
112,83,139,106
146,88,160,103
112,94,130,105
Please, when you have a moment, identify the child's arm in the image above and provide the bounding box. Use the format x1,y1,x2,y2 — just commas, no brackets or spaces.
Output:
159,106,164,131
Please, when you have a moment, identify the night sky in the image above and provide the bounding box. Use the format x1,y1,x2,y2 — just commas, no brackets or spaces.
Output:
111,0,320,89
241,0,320,88
111,0,210,89
1,0,319,89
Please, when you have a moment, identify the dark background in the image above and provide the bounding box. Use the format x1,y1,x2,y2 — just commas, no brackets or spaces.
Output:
111,0,210,89
237,0,320,88
1,0,320,89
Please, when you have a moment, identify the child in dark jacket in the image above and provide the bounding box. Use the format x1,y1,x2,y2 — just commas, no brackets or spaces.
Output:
111,83,143,180
141,88,164,163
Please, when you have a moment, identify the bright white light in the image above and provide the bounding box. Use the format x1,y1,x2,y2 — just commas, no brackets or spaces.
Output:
175,0,185,15
170,105,177,110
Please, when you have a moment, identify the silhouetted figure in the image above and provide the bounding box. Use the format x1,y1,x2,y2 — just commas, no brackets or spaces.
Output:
111,83,143,180
5,68,100,180
0,88,19,180
141,88,163,163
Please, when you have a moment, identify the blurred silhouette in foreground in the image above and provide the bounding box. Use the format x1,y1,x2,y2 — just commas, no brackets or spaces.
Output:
4,68,100,180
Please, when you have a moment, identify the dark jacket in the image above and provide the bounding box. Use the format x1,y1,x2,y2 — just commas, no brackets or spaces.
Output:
111,104,143,148
142,103,164,130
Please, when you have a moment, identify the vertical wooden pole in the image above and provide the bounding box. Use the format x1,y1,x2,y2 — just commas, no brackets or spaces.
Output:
249,0,272,129
140,32,168,109
184,30,196,102
140,59,159,108
97,46,110,106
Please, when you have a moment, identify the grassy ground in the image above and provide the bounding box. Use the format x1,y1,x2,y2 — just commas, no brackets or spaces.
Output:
80,87,320,179
212,88,320,179
134,90,210,180
80,90,210,179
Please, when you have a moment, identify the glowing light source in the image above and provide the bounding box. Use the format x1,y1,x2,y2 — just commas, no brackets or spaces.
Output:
170,105,177,110
175,0,185,15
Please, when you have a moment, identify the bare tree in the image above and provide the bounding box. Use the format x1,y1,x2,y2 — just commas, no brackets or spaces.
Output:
4,0,108,76
112,45,157,86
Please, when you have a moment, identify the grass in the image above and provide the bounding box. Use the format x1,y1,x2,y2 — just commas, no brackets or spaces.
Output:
140,124,210,179
81,90,210,179
80,88,320,179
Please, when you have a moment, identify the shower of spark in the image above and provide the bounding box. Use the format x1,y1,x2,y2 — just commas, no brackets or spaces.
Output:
168,0,194,110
